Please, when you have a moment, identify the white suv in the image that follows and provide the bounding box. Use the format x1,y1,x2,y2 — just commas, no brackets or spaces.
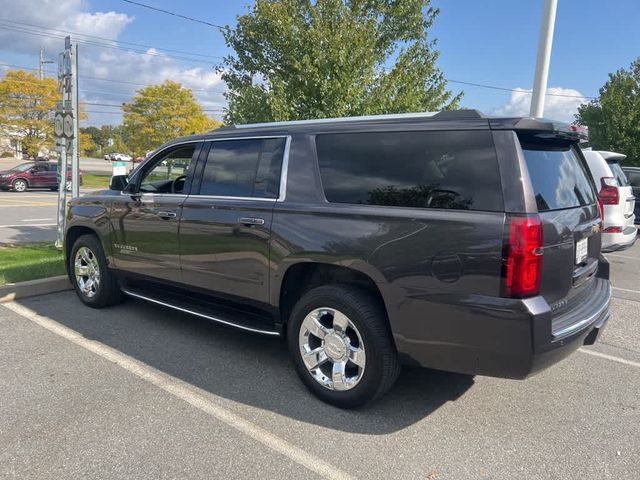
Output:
583,150,636,252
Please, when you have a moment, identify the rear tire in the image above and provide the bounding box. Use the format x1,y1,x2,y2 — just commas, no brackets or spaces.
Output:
287,285,400,408
69,234,123,308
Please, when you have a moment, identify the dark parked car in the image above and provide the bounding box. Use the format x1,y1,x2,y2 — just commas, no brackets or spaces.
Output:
622,166,640,225
63,110,611,408
0,161,81,192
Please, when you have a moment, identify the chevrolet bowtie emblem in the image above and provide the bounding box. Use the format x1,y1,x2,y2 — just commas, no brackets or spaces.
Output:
593,224,601,234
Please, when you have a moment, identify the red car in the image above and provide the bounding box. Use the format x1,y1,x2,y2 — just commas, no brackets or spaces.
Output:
0,161,82,192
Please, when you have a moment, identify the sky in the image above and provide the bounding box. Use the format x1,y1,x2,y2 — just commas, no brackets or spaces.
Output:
0,0,638,127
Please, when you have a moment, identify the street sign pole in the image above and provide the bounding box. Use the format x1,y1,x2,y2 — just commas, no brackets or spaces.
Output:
55,139,67,248
71,42,80,198
54,36,73,249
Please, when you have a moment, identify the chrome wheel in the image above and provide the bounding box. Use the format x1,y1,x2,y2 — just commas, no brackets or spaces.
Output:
74,246,100,298
298,307,366,391
13,179,27,192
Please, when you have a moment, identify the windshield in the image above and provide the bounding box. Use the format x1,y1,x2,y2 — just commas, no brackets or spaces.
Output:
9,163,34,172
520,136,597,212
607,162,629,186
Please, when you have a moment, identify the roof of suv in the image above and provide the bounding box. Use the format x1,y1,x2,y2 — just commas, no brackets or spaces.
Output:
164,110,586,147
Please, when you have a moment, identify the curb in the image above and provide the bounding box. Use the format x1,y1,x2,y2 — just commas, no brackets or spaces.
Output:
0,275,72,304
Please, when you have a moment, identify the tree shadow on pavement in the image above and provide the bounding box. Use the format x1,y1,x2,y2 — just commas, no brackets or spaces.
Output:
19,291,475,434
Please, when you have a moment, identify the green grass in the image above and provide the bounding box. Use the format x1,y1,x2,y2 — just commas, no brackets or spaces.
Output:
82,174,111,189
0,244,65,286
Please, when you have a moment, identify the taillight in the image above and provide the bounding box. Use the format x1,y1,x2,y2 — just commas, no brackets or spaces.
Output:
597,198,605,224
503,215,543,298
604,226,623,233
599,177,619,205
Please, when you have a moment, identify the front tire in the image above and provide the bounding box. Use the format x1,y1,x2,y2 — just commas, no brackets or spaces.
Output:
287,285,400,408
69,234,122,308
12,179,27,192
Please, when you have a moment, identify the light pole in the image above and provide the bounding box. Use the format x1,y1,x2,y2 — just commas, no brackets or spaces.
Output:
530,0,558,118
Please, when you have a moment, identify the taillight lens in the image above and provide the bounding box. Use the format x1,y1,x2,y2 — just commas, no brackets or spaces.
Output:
599,177,619,205
503,215,543,298
598,198,605,224
604,226,623,233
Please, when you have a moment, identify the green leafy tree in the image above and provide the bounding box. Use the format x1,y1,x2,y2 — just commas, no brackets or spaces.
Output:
123,81,216,155
576,58,640,165
220,0,461,124
0,70,58,158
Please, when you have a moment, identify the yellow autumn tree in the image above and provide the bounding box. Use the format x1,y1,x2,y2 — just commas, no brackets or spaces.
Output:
123,81,218,156
0,70,58,158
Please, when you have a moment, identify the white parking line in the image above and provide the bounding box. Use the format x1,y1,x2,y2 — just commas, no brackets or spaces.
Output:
21,218,54,222
579,348,640,368
0,223,56,228
607,254,640,261
1,302,353,480
613,286,640,294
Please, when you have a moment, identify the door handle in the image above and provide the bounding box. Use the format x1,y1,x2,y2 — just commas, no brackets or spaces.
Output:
157,211,177,219
238,217,265,226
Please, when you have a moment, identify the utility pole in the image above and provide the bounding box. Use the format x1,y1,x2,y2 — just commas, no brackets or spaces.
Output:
530,0,558,118
71,42,80,198
39,47,54,80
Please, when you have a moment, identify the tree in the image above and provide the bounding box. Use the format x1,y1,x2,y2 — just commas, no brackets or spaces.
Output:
0,70,58,158
79,131,97,156
123,81,217,155
576,59,640,165
220,0,460,124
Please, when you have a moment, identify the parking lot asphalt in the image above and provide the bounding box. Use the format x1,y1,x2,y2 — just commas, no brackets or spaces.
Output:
0,191,59,244
1,244,639,479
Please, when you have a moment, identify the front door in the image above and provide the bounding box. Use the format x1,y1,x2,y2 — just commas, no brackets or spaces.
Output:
28,163,50,187
179,137,287,304
110,143,201,283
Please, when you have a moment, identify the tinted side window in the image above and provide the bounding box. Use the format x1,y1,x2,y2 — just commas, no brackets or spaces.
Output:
520,137,596,212
315,130,503,211
199,138,285,198
625,171,640,187
608,162,628,186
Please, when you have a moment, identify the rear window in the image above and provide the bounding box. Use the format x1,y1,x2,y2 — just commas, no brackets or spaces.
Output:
315,130,503,211
607,162,629,186
520,137,597,212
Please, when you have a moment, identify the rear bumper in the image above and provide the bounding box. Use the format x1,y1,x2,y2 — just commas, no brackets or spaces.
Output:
602,226,637,252
391,262,612,379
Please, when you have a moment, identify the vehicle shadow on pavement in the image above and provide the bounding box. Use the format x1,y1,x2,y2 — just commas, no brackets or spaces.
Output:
20,292,475,434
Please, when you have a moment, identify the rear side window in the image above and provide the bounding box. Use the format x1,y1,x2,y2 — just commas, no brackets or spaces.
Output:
199,138,286,198
607,162,629,186
315,130,503,211
520,137,597,212
625,170,640,187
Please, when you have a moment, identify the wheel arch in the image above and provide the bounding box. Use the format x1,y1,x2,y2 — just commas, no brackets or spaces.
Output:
277,262,389,327
12,176,30,188
64,225,101,278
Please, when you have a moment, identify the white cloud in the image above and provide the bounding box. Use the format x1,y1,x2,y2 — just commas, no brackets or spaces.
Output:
0,0,227,126
492,87,587,123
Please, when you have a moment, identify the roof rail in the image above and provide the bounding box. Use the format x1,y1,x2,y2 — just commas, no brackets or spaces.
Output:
217,109,485,131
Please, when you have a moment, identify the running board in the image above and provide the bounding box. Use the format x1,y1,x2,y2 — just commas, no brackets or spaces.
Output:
121,288,281,336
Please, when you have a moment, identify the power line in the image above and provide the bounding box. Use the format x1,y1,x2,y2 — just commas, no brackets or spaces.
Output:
0,61,226,95
0,22,218,65
446,78,595,100
0,18,222,60
121,0,228,31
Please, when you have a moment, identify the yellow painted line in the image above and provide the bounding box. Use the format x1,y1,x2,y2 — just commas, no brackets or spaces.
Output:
0,198,57,204
0,202,56,208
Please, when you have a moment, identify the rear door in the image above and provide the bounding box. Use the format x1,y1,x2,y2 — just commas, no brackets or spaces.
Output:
518,134,601,308
179,136,287,304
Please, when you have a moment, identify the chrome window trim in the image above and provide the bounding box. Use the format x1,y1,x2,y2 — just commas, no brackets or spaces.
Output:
188,195,275,203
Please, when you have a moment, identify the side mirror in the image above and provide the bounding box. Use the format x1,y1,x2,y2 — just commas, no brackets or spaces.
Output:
110,175,129,191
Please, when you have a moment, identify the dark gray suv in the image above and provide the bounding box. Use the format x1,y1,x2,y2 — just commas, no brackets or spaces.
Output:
64,110,612,408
